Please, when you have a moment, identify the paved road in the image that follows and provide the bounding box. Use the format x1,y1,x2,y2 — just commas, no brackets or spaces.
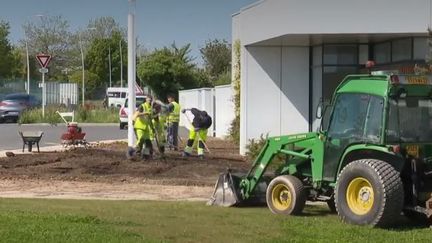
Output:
0,123,127,151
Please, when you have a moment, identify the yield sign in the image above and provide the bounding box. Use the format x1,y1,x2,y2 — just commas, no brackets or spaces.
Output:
36,54,52,68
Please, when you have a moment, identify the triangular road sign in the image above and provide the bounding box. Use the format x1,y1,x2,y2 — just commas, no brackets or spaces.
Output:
36,54,52,68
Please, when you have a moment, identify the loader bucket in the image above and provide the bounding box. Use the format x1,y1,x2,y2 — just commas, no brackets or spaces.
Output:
207,171,268,207
207,172,242,207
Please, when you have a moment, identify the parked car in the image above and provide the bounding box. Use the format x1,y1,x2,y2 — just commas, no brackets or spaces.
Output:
119,95,146,129
0,93,40,123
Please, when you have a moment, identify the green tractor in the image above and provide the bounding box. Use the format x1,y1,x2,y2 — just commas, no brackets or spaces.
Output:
209,72,432,227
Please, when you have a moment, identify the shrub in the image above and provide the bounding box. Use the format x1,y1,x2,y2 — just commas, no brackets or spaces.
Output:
245,134,268,162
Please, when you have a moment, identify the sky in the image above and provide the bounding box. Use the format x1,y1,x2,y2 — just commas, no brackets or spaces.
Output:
0,0,257,63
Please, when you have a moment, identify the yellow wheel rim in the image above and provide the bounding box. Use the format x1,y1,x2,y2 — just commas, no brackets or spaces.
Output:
272,184,292,211
346,177,374,215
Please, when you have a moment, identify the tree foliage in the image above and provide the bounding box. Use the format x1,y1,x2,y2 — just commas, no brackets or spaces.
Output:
200,39,231,84
69,69,99,98
0,21,23,79
137,44,199,100
22,15,71,80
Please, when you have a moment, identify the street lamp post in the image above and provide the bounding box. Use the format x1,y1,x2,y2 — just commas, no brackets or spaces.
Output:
108,46,112,87
78,28,96,107
127,0,136,148
25,39,30,94
79,32,85,107
119,40,123,87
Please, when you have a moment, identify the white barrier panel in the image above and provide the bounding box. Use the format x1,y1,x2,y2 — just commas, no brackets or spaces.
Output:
215,85,235,138
44,82,78,105
179,85,234,138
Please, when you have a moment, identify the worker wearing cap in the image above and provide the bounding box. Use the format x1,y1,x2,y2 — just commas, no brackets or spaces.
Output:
133,96,153,159
166,94,181,151
182,108,212,159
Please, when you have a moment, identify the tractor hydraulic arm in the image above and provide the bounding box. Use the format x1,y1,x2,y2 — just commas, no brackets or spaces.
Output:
239,133,318,200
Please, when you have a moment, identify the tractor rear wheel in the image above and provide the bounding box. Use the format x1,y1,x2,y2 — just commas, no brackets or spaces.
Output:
335,159,404,227
266,175,306,215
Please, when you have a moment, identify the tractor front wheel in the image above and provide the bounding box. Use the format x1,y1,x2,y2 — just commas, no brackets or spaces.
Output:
266,175,306,215
335,159,404,227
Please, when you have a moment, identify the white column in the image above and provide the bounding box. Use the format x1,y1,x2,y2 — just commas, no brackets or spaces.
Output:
127,8,136,147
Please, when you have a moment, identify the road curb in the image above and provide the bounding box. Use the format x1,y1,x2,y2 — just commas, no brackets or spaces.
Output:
0,139,127,158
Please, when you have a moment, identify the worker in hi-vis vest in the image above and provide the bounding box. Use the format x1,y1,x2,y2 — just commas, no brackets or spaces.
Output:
166,94,181,150
133,95,154,159
182,108,212,159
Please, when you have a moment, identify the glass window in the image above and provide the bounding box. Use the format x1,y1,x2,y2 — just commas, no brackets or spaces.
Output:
374,42,391,64
107,92,120,98
322,66,358,103
328,94,370,140
323,45,358,65
364,96,384,143
313,46,322,66
359,45,369,65
328,94,383,143
392,39,412,62
414,38,427,60
387,98,432,142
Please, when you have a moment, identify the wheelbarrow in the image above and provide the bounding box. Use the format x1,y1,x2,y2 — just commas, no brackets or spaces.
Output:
19,131,44,152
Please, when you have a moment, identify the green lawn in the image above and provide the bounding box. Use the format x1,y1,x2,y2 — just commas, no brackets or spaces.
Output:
0,198,430,242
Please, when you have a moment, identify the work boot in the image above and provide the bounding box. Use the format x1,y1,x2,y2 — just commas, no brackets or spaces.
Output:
182,151,190,157
126,147,136,160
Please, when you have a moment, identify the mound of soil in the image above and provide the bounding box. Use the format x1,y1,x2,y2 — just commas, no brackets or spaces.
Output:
0,139,251,187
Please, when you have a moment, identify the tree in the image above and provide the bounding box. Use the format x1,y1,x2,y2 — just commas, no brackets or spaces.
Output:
85,30,126,95
137,44,199,100
22,15,71,80
200,39,231,84
0,21,22,79
69,69,99,98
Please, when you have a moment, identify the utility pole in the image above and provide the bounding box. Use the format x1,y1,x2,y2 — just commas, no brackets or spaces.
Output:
25,40,30,94
109,46,112,87
120,40,123,88
127,0,136,148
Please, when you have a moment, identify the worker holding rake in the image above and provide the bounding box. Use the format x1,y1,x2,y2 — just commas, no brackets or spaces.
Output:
182,108,212,159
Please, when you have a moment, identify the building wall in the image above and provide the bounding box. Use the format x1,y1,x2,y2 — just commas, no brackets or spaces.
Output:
240,46,309,154
237,0,431,45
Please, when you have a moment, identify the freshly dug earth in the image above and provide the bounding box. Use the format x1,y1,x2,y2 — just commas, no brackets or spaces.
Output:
0,139,250,187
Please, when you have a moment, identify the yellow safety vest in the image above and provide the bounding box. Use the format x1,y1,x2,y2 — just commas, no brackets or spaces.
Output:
134,102,152,129
168,101,180,123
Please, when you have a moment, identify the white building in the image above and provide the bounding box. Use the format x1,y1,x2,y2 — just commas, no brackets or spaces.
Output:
233,0,431,154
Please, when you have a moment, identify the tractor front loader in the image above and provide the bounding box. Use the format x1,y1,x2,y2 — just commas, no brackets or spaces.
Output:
209,72,432,227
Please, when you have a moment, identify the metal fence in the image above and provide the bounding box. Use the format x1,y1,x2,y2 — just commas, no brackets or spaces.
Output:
0,80,78,105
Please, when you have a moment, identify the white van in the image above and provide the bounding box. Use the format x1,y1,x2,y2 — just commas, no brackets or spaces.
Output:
107,87,128,108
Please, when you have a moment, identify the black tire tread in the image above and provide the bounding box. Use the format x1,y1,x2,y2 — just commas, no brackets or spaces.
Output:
335,159,404,227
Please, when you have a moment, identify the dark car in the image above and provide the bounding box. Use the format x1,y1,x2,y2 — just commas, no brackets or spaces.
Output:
0,93,40,123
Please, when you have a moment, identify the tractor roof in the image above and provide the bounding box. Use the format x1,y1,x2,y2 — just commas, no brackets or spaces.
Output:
335,74,432,98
